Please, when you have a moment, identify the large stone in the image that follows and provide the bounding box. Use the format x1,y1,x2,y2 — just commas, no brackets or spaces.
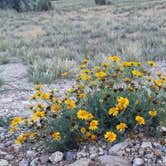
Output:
64,151,76,161
39,154,49,164
0,159,9,166
49,151,63,164
69,158,91,166
99,155,132,166
109,139,131,155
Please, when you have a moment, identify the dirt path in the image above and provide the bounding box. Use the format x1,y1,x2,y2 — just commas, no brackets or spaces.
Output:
0,58,74,117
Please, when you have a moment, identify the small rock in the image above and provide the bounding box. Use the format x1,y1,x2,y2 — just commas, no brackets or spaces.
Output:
0,150,8,156
98,147,104,156
90,153,98,159
141,142,152,149
0,159,9,166
133,158,144,166
49,151,63,164
76,151,88,159
89,146,98,154
13,144,22,152
30,158,39,166
19,159,29,166
26,150,36,158
64,151,76,161
155,145,166,152
39,154,49,164
69,158,91,166
99,155,132,166
4,154,14,160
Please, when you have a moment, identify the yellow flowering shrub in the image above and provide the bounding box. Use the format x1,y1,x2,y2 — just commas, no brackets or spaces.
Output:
10,57,166,151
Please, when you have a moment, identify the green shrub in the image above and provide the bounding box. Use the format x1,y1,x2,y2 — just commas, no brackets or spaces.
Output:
0,0,52,12
10,57,166,152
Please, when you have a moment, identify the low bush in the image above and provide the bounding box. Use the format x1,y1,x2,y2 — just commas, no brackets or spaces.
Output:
0,0,52,12
10,56,166,151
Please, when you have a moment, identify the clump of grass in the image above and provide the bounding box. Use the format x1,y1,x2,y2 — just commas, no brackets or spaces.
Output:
0,56,10,65
0,79,4,87
0,116,13,128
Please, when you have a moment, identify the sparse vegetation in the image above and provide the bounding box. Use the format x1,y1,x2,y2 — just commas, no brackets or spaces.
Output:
0,0,165,84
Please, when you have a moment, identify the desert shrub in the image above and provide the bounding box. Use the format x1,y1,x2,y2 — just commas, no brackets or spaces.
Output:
0,0,52,12
10,56,166,151
95,0,106,5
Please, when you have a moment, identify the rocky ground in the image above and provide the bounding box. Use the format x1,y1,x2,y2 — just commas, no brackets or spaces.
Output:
0,58,166,166
0,127,166,166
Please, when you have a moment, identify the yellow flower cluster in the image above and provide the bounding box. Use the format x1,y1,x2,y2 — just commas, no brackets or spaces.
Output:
10,55,166,149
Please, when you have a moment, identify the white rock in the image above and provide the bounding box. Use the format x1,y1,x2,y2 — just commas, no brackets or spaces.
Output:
76,151,88,159
26,150,36,158
49,151,63,164
5,154,14,160
98,147,104,155
99,155,131,166
0,159,9,166
69,158,91,166
19,159,29,166
0,150,8,156
133,158,144,166
141,142,152,148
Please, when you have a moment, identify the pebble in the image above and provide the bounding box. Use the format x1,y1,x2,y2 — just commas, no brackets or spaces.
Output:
26,150,36,158
133,158,144,166
19,159,29,166
39,154,49,164
141,142,152,148
0,159,9,166
49,151,63,164
64,151,76,161
69,158,91,166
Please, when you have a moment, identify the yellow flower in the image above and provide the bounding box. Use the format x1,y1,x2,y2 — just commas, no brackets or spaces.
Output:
77,110,93,120
89,120,99,131
90,81,97,86
79,93,87,99
15,132,30,144
147,61,157,67
81,75,92,81
91,134,97,141
10,126,17,133
35,84,43,90
51,105,61,112
32,111,45,120
117,96,129,111
104,131,117,142
109,56,120,62
61,72,68,77
52,132,61,141
40,93,51,100
132,70,144,77
11,117,22,126
135,116,145,125
82,69,91,73
85,132,91,138
116,123,128,132
81,59,90,64
80,127,86,134
95,71,107,78
78,64,86,69
154,79,164,87
146,77,153,82
102,62,109,67
65,100,76,109
124,77,132,83
148,110,157,117
108,107,119,116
